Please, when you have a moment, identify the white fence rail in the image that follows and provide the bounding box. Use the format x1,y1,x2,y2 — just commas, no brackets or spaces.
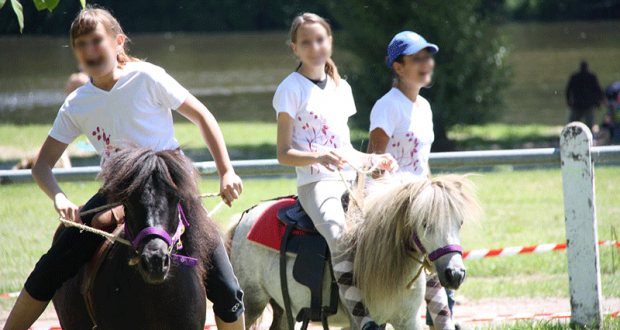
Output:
1,146,619,185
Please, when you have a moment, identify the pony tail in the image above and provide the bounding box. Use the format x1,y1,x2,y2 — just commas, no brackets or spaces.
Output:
325,57,340,86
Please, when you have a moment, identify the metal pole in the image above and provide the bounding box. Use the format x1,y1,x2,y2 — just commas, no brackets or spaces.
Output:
1,146,620,184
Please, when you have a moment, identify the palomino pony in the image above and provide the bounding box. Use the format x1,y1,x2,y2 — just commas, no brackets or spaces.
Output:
52,147,220,330
228,173,480,330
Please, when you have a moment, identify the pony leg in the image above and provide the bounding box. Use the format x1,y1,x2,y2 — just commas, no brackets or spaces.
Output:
241,287,270,329
268,299,287,330
332,250,378,330
424,274,454,330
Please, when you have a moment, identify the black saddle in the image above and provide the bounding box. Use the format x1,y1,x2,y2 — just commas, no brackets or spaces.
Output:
277,198,339,330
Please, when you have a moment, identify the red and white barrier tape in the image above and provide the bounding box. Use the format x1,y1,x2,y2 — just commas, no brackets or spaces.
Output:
463,240,619,260
0,292,19,298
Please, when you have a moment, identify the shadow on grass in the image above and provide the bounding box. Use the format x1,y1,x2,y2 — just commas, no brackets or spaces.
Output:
450,135,561,151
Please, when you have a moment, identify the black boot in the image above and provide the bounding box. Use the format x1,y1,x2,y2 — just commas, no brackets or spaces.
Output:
361,321,381,330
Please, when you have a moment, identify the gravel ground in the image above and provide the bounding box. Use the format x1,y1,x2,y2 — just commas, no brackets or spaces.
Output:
2,297,619,329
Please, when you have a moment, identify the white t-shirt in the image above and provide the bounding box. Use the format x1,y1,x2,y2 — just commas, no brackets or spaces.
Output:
369,87,434,177
50,62,189,161
273,72,357,187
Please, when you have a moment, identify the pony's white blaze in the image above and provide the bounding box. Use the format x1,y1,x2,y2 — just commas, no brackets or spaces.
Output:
228,174,480,330
416,210,466,290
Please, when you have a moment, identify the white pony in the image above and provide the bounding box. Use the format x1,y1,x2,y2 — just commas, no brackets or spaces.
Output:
227,174,480,330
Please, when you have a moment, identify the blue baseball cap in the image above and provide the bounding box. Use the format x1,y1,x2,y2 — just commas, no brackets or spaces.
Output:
386,31,438,67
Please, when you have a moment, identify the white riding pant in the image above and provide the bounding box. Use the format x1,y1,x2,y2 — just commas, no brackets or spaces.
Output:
297,180,349,256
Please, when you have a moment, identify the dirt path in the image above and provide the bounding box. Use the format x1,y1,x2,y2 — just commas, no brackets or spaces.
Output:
2,297,618,329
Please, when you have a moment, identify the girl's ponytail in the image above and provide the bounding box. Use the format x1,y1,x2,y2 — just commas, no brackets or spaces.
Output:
325,58,340,86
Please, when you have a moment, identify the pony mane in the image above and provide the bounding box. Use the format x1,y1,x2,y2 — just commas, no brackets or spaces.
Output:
345,173,480,316
100,146,220,278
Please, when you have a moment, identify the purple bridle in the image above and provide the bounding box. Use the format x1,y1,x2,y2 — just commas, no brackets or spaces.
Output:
124,204,198,268
408,232,463,262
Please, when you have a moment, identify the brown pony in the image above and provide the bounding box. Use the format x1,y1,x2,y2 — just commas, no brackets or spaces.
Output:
52,147,220,330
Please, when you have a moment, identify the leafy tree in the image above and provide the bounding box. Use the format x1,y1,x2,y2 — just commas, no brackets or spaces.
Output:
0,0,336,34
0,0,84,32
323,0,511,150
505,0,620,21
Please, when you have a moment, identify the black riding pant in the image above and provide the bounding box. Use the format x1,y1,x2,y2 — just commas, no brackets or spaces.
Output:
24,193,244,322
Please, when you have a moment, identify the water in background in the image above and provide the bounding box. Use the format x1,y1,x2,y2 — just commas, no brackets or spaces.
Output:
0,32,295,125
2,23,620,126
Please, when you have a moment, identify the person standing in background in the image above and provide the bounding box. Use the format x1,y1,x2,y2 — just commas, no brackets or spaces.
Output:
565,60,604,131
64,68,89,95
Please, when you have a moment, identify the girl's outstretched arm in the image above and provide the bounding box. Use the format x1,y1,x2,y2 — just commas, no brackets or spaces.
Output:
32,136,81,222
177,94,243,205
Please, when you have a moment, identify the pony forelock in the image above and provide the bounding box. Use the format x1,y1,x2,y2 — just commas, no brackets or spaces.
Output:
100,145,220,280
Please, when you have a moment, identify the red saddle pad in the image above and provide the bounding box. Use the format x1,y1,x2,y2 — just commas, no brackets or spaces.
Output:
246,197,308,251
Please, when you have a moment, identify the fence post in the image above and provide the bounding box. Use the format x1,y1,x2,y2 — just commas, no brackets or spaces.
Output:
560,122,602,328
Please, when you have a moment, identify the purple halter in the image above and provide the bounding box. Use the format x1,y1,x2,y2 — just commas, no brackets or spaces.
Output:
408,232,463,262
124,204,198,268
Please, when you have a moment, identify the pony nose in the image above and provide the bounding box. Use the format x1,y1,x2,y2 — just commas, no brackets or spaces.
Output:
140,248,171,273
139,239,171,282
444,268,466,289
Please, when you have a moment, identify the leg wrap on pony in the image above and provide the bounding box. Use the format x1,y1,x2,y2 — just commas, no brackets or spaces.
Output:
425,274,455,330
332,250,374,329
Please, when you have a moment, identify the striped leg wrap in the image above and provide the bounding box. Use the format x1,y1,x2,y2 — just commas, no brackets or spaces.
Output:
332,252,374,330
425,274,454,330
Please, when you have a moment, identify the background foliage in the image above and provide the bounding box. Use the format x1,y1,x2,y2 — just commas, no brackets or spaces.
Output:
323,0,511,150
2,0,620,148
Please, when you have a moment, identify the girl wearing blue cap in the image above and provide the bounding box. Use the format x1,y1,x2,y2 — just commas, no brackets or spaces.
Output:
367,31,458,330
274,13,397,330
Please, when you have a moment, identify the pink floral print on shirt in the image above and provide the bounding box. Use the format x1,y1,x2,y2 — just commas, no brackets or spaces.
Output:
298,111,337,175
92,127,112,157
391,132,421,172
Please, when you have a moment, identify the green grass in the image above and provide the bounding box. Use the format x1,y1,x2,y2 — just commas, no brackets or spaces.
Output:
447,124,563,150
1,167,619,313
472,316,620,330
459,167,620,300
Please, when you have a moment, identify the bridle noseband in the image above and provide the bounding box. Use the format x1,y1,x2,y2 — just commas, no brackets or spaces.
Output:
404,231,463,290
409,232,463,262
124,204,198,268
